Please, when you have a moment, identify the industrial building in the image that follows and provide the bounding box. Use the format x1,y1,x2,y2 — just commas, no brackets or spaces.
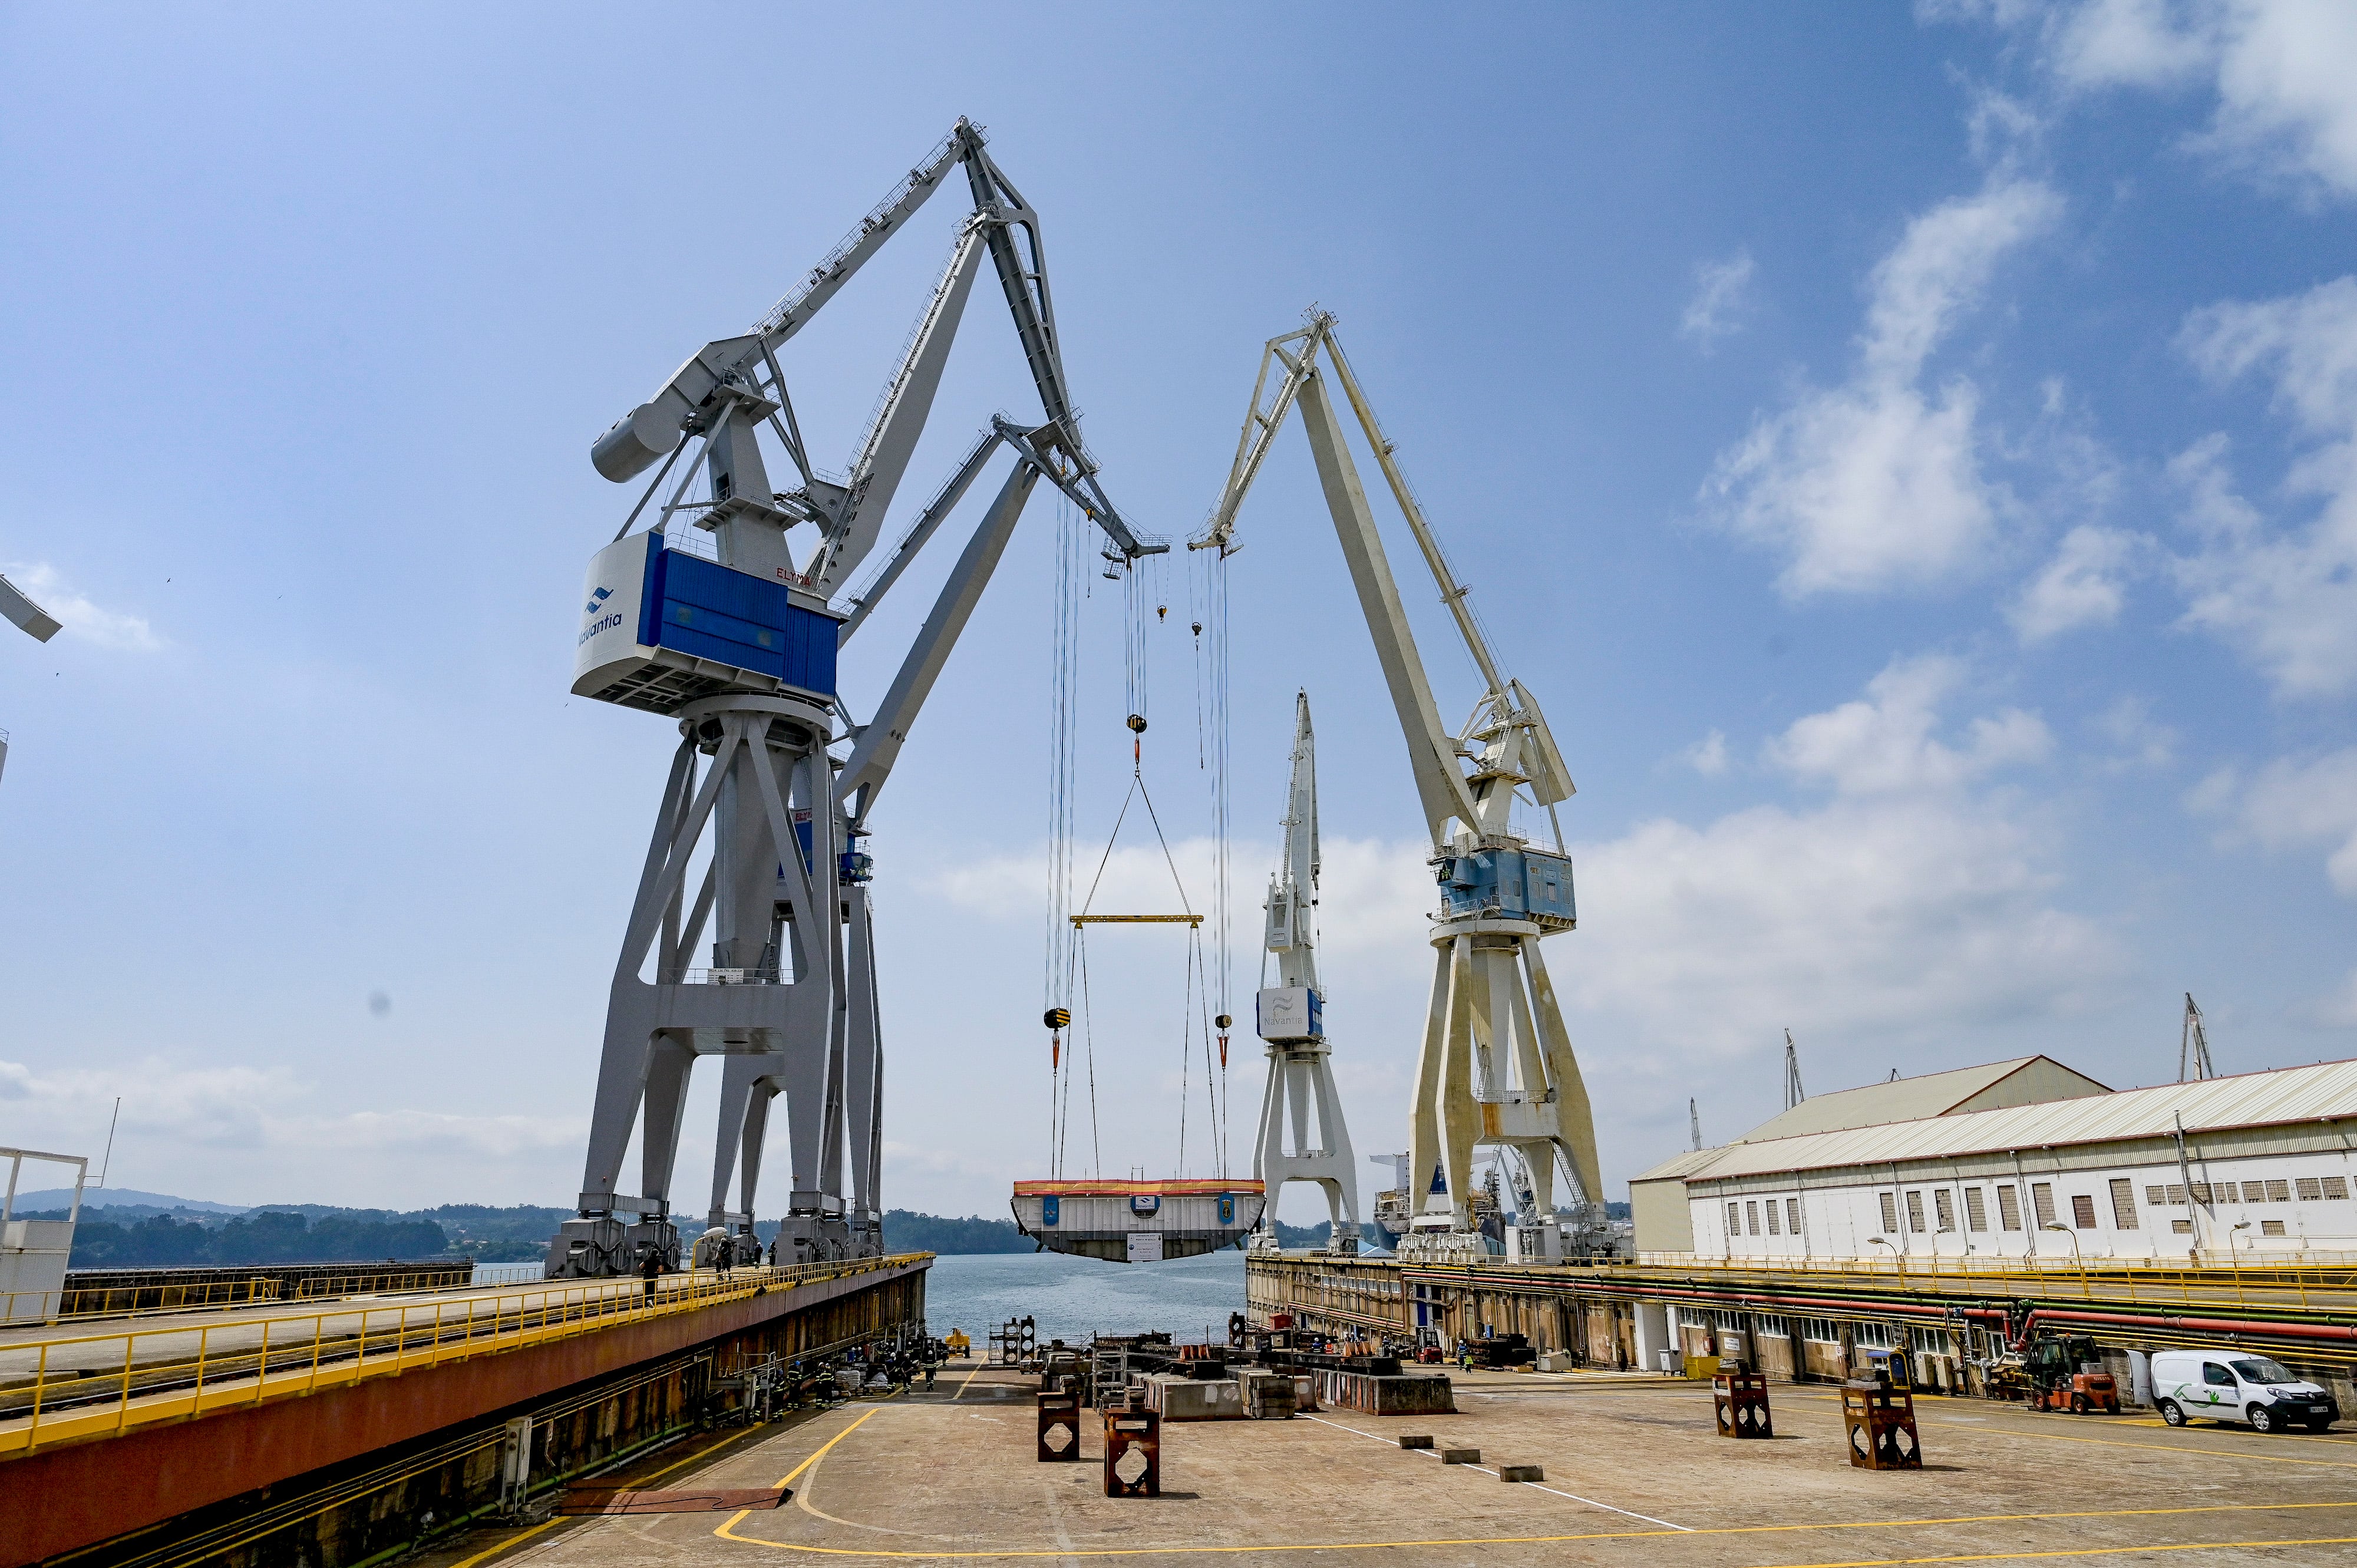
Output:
1631,1055,2357,1263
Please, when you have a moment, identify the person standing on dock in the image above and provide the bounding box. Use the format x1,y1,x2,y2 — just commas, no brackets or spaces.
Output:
640,1246,663,1303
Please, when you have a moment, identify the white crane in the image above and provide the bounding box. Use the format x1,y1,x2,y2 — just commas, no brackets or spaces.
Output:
1250,691,1361,1253
1197,310,1602,1262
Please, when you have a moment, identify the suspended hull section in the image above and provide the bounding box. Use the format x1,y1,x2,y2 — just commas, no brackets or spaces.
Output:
1012,1179,1265,1263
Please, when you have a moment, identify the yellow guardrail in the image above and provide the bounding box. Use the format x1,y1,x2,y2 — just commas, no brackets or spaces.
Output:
4,1266,496,1327
0,1253,929,1460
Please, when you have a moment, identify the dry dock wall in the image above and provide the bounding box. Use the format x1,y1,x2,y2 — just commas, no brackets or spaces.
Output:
1,1260,925,1568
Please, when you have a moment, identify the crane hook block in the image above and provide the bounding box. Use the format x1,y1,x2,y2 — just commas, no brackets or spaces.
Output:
1214,1014,1232,1031
1126,714,1148,734
1044,1008,1071,1031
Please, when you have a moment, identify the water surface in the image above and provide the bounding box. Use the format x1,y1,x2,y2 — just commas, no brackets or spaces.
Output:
919,1247,1247,1346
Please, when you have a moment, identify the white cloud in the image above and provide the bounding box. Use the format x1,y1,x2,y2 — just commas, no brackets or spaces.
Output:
2089,694,2178,771
1701,180,2062,597
1679,249,1755,351
2009,524,2140,641
1986,0,2357,201
1681,729,1731,776
1,563,161,651
2233,748,2357,896
0,1055,576,1203
1564,655,2105,1055
1764,654,2052,794
2169,278,2357,697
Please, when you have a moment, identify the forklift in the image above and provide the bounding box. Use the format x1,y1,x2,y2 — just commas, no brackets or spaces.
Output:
2022,1333,2120,1413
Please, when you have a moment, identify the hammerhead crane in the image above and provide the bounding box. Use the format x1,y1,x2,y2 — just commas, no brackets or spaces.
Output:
1197,311,1603,1261
1251,691,1361,1252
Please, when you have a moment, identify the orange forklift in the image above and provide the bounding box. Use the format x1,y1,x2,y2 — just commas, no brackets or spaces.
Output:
2025,1332,2120,1414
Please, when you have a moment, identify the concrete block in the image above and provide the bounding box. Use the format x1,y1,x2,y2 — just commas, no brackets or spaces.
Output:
1143,1373,1244,1421
1397,1435,1434,1450
1439,1448,1481,1464
1499,1465,1544,1483
1315,1369,1456,1416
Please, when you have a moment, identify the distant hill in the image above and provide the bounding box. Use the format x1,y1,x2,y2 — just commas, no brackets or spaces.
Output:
13,1187,246,1214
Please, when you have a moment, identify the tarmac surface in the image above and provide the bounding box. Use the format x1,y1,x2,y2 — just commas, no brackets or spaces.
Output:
411,1363,2357,1568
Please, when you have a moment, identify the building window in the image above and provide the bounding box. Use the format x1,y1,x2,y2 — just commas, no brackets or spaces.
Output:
2032,1183,2057,1228
1998,1185,2022,1230
2326,1177,2349,1201
1728,1203,1741,1235
2263,1220,2287,1236
2170,1219,2194,1234
2161,1184,2187,1204
2146,1184,2167,1206
2264,1179,2292,1203
1905,1191,1927,1233
1854,1322,1897,1349
1965,1187,1988,1232
1879,1192,1900,1233
1802,1318,1841,1344
2071,1194,2098,1229
2298,1179,2323,1201
1934,1190,1956,1232
1910,1328,1954,1356
1754,1313,1790,1338
1787,1197,1802,1234
1742,1201,1759,1235
2109,1179,2137,1230
1765,1200,1780,1236
1712,1310,1742,1331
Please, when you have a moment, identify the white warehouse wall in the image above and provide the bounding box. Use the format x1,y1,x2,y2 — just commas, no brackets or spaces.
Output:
1685,1145,2357,1262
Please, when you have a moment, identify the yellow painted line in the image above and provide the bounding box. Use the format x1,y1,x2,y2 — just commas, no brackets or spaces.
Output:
1737,1542,2357,1567
445,1515,564,1568
713,1496,2357,1558
952,1364,985,1401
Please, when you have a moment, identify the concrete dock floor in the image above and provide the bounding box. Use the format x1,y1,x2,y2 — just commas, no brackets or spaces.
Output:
411,1364,2357,1567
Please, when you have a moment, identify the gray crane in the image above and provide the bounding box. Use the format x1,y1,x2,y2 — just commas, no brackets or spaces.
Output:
552,120,1156,1277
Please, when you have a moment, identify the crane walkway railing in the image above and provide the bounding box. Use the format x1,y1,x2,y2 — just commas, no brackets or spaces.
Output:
0,1253,927,1460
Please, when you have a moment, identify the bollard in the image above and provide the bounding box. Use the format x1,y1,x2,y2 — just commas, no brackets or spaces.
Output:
1104,1408,1161,1497
1712,1370,1774,1438
1438,1447,1481,1464
1036,1391,1083,1463
1842,1378,1922,1470
1397,1435,1434,1450
1498,1464,1544,1483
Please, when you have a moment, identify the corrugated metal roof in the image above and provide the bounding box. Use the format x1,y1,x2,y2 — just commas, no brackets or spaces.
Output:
1676,1057,2357,1183
1629,1146,1725,1184
1733,1057,2083,1144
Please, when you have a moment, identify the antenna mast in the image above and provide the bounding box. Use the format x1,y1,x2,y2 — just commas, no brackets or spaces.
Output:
2181,993,2216,1082
1781,1029,1805,1111
1689,1098,1703,1153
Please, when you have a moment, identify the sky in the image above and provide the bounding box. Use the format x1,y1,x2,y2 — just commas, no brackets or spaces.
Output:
5,2,2357,1224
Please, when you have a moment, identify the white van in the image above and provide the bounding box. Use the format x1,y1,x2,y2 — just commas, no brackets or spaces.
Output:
2150,1349,2340,1433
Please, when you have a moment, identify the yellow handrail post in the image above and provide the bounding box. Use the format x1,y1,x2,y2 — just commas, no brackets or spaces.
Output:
309,1311,323,1392
194,1324,210,1405
27,1341,49,1454
255,1316,272,1406
116,1332,136,1435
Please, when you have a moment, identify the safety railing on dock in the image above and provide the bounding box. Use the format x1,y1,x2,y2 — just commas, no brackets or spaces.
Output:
0,1253,928,1459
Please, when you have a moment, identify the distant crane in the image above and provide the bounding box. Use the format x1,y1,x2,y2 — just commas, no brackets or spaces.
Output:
1196,310,1597,1263
1250,692,1361,1254
1689,1098,1703,1154
2181,993,2217,1082
1782,1029,1806,1111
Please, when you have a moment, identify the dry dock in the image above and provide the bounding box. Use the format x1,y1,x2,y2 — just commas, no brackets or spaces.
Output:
411,1363,2357,1568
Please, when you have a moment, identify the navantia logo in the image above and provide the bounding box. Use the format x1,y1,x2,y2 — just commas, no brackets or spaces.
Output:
578,586,626,647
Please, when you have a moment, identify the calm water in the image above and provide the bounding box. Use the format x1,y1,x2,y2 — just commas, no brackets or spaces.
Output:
918,1248,1247,1346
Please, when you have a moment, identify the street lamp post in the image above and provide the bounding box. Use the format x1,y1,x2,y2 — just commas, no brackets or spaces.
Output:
2042,1223,2089,1300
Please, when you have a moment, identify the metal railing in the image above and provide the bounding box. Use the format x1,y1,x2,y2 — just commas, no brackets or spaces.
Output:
0,1254,928,1458
6,1263,491,1326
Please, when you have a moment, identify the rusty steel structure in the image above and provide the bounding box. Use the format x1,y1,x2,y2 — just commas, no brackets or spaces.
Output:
1711,1369,1773,1438
1842,1379,1923,1470
1101,1407,1160,1497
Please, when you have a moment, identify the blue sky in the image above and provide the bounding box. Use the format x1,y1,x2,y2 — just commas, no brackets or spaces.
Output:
5,2,2356,1221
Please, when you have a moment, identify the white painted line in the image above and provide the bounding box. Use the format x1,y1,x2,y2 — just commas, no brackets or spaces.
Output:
1298,1413,1692,1531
